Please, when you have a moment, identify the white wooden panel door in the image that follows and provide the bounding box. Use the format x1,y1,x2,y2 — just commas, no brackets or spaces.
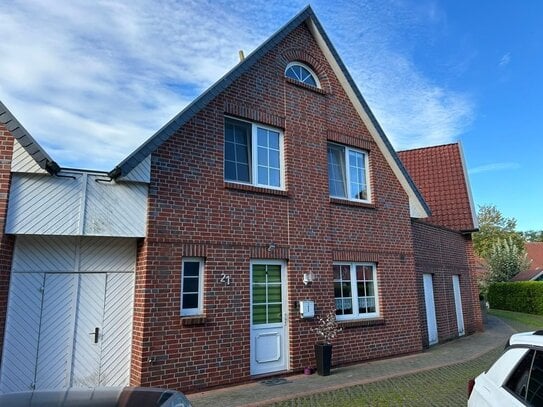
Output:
0,273,43,393
422,274,438,345
250,261,288,376
452,275,465,336
71,274,107,387
99,273,135,386
35,274,77,390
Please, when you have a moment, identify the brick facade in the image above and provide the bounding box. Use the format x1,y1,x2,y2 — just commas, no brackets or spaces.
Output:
132,23,431,392
0,124,14,361
412,220,483,346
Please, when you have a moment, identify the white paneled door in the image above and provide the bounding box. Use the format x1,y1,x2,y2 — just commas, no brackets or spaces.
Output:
452,275,465,337
422,274,438,345
0,237,135,394
250,260,289,376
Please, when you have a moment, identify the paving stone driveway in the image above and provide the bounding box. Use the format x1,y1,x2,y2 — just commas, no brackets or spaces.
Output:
188,315,513,407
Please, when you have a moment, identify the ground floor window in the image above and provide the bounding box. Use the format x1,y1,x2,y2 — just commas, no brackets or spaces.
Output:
333,262,378,320
181,258,204,316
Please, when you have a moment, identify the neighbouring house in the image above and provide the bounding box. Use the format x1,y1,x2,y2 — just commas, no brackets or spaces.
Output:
511,242,543,281
0,6,482,394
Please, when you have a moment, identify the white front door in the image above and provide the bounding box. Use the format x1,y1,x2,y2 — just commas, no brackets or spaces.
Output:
423,274,438,345
250,260,288,375
452,275,465,336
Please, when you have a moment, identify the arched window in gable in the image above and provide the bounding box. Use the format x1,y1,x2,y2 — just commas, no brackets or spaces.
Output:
285,62,320,88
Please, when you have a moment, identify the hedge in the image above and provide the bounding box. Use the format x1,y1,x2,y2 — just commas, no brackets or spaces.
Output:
488,281,543,315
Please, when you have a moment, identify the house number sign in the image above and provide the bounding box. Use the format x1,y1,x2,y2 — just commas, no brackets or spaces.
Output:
220,274,231,285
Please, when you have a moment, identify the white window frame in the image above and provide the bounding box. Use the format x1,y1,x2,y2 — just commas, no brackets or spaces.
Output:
224,117,285,190
181,258,204,316
333,262,379,321
285,61,321,88
328,142,371,203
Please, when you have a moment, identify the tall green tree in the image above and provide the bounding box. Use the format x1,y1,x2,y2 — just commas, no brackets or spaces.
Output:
473,204,525,258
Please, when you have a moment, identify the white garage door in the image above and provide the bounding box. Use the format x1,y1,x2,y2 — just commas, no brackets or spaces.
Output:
0,236,136,393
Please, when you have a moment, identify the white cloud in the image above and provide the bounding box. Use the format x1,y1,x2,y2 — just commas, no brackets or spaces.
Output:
469,162,521,175
499,52,511,67
319,1,474,150
0,0,475,169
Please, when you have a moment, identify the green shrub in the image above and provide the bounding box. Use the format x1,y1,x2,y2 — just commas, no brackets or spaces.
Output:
488,282,543,315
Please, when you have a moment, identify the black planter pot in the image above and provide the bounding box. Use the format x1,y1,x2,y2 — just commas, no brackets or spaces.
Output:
314,343,332,376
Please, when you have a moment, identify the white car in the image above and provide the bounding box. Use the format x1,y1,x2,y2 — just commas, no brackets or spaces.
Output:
468,331,543,406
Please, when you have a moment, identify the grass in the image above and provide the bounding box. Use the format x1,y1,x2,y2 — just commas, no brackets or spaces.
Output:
487,308,543,332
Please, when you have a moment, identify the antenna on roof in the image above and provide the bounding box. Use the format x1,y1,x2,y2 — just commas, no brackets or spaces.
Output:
239,50,245,62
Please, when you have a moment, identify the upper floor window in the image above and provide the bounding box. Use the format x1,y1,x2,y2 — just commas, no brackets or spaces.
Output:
224,117,284,189
328,143,370,202
285,62,320,88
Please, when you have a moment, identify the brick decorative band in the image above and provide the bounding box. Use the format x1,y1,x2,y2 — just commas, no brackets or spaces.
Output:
327,130,373,151
332,250,380,262
250,245,289,260
224,101,285,128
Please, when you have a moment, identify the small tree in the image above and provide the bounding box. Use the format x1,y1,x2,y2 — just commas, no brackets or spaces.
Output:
473,204,525,258
481,237,531,297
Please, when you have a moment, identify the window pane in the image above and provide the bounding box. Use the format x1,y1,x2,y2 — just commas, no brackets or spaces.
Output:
253,305,267,325
527,351,543,405
257,127,268,147
267,265,281,282
268,285,281,302
506,349,534,399
268,303,282,323
258,166,268,185
258,147,268,166
364,266,374,281
253,266,266,283
328,144,346,197
366,282,375,296
269,131,279,149
334,282,343,298
269,169,280,187
183,277,199,293
341,265,351,281
182,293,198,309
348,149,367,200
237,164,250,182
333,265,341,280
236,145,249,164
341,282,352,297
252,285,266,304
183,262,200,277
269,150,280,168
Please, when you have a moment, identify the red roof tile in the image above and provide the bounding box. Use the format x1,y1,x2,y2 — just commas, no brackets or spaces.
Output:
398,143,476,231
512,242,543,281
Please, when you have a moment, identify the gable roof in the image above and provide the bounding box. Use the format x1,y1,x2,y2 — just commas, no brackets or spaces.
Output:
512,242,543,281
0,101,60,175
398,142,478,232
108,6,430,218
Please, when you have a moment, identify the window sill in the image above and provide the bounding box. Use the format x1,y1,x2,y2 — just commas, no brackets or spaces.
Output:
330,197,376,209
224,181,289,197
285,77,326,95
338,317,385,329
181,315,207,326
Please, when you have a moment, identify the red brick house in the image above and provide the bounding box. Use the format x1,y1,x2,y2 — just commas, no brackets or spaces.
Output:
0,6,482,393
511,242,543,281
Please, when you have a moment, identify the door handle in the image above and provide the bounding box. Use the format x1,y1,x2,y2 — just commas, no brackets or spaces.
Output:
89,327,99,343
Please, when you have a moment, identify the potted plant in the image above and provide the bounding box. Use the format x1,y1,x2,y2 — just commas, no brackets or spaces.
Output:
312,311,342,376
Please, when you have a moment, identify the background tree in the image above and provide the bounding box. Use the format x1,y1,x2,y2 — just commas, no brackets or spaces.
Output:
521,230,543,242
473,204,525,258
479,237,531,298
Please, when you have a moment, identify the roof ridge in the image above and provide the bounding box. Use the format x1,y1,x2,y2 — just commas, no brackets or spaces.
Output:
397,142,459,154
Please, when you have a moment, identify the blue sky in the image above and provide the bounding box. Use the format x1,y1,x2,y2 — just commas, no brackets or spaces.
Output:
0,1,541,231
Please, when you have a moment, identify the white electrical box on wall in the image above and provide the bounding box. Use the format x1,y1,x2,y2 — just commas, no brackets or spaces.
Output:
299,300,315,318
